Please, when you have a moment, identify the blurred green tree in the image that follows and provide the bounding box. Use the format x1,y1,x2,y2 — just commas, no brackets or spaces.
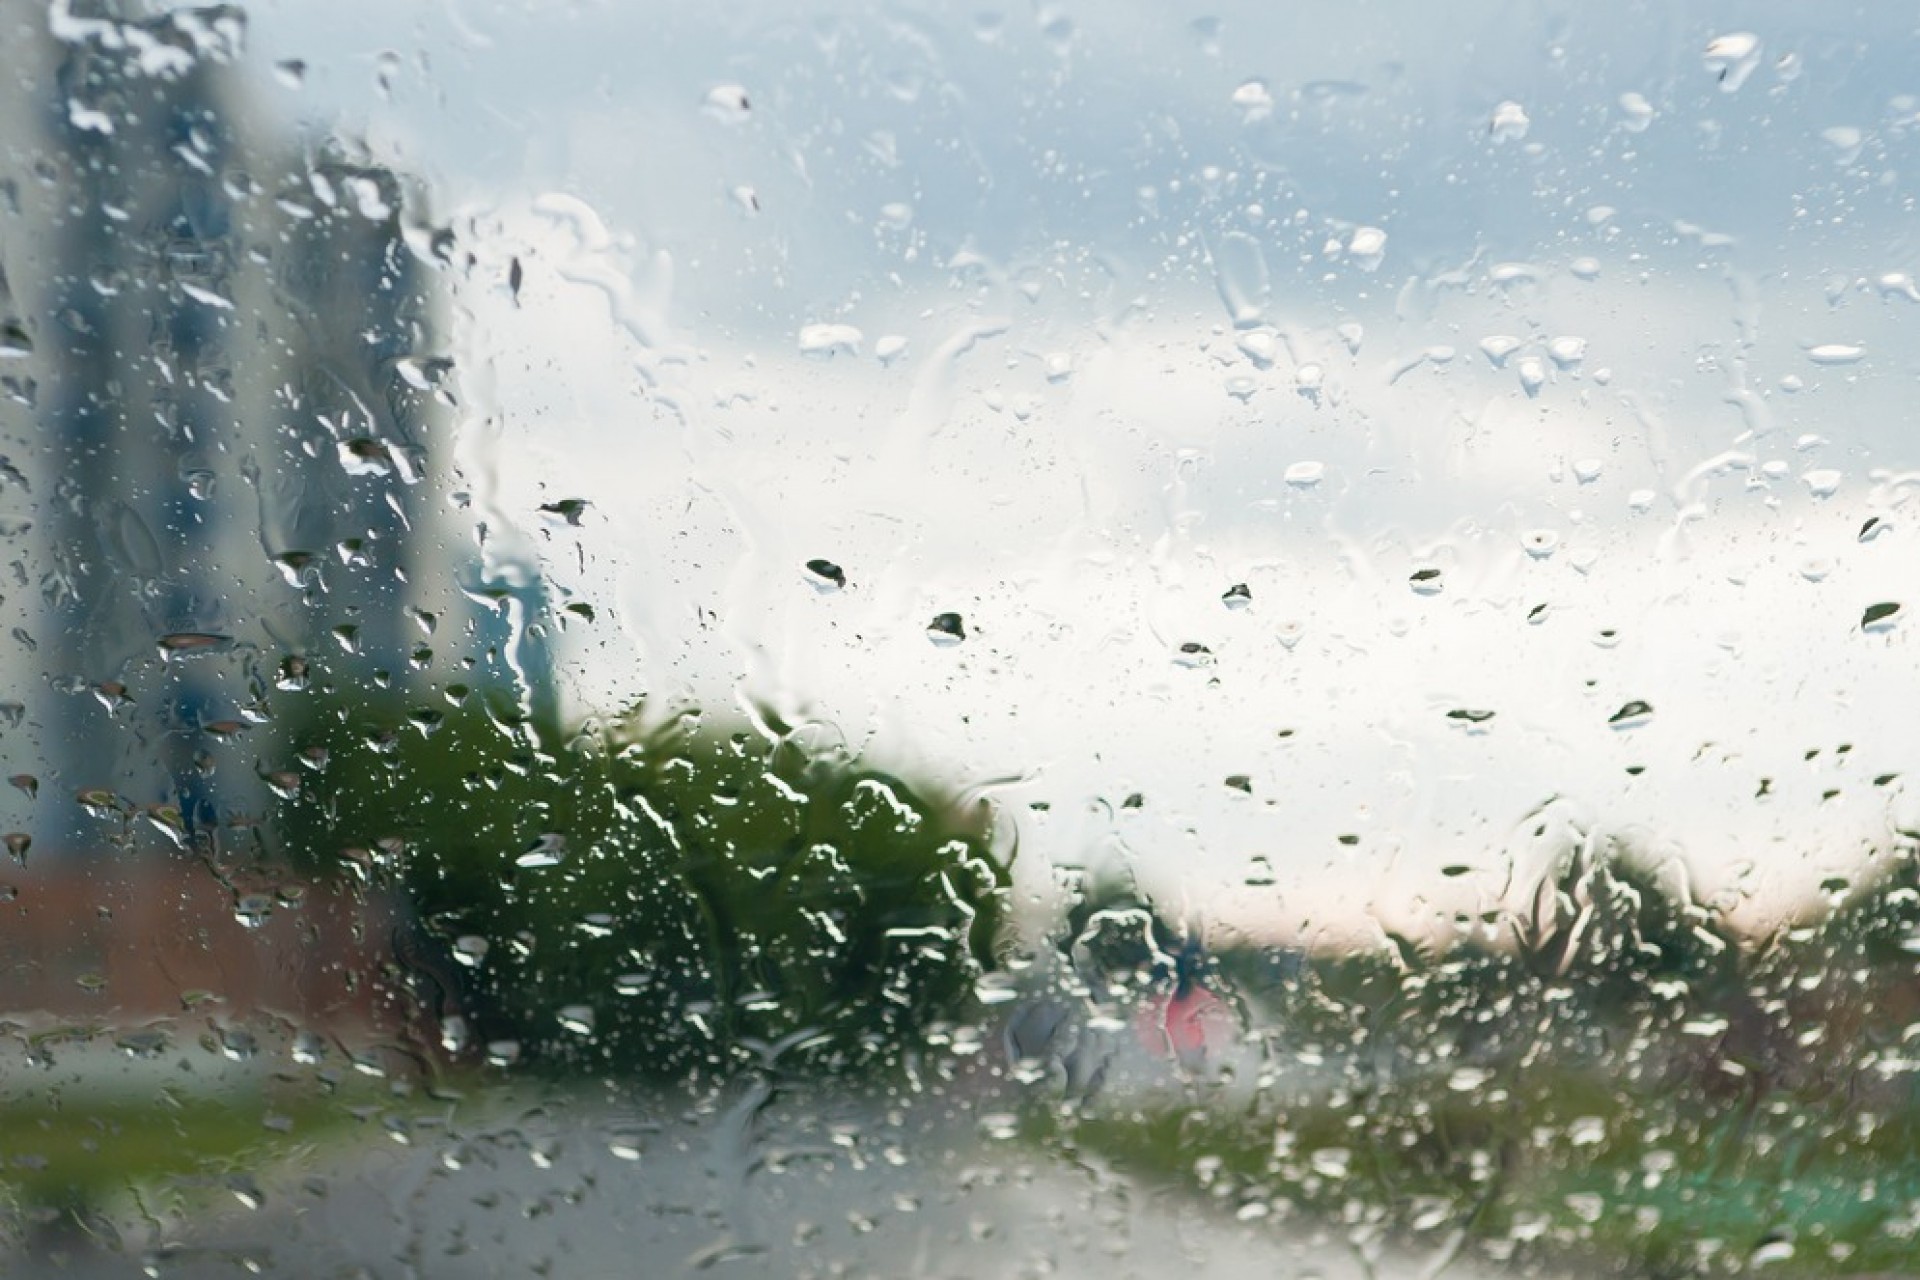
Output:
273,692,1009,1081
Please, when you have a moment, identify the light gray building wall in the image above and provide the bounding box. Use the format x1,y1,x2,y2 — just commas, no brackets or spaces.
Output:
0,2,477,860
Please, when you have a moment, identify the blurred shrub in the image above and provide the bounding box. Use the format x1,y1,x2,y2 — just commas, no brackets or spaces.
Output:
273,692,1008,1081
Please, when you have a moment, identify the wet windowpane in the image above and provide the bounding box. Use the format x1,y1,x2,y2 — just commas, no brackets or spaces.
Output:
4,2,1920,1275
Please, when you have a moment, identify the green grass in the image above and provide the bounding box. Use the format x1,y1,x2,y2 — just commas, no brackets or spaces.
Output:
1032,833,1920,1275
1052,1058,1920,1277
0,1075,438,1232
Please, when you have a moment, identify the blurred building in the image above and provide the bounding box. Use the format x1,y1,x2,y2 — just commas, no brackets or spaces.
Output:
0,3,560,1058
0,1,469,858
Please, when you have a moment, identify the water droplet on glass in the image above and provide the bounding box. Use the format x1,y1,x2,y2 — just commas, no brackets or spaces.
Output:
1547,335,1586,368
272,550,321,589
1173,641,1214,668
92,681,134,714
116,1029,168,1059
3,833,28,864
926,612,966,645
1230,79,1274,118
143,804,188,846
0,323,33,358
440,1015,469,1055
1862,602,1901,632
1820,126,1863,165
1703,32,1762,92
537,498,588,526
1284,460,1325,488
290,1032,327,1066
234,893,273,929
1310,1147,1351,1178
0,375,35,408
1475,337,1520,370
1803,469,1841,498
798,323,862,357
337,438,394,478
804,558,846,591
1608,700,1655,729
703,83,752,122
1410,567,1444,595
557,1004,596,1035
157,631,234,662
276,655,310,691
1516,355,1547,397
1346,225,1386,271
218,1174,263,1212
978,1112,1020,1142
1490,261,1540,287
517,833,568,868
1618,92,1655,132
76,788,124,821
1236,328,1278,367
1294,363,1325,403
1521,529,1560,559
1489,100,1530,142
1806,343,1863,366
1448,1066,1492,1092
1222,583,1252,610
1212,231,1270,327
1877,272,1920,302
8,774,36,800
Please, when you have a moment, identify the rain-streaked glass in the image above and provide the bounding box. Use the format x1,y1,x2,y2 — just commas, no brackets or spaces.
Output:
3,2,1918,1276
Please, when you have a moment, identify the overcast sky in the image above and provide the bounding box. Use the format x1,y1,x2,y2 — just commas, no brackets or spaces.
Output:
236,0,1920,942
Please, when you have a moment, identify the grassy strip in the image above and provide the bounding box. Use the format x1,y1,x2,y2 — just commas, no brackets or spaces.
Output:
0,1073,440,1233
1053,1060,1920,1277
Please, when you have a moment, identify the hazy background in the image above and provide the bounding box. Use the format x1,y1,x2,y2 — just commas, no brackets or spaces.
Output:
240,0,1920,942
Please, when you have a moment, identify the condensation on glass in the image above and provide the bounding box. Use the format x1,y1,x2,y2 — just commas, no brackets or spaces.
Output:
1,1,1917,1276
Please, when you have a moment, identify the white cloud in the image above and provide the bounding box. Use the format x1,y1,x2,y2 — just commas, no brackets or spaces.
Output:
245,0,1920,935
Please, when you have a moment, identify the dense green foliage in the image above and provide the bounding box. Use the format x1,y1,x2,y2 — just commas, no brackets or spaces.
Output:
273,694,1009,1081
1059,842,1920,1277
